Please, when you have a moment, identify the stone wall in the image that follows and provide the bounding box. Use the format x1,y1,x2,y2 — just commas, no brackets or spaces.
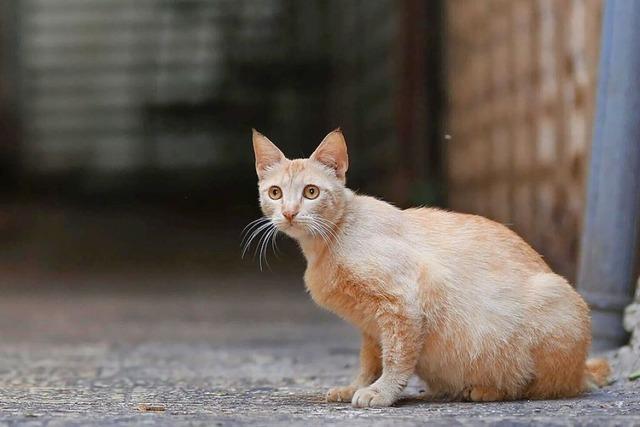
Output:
614,278,640,377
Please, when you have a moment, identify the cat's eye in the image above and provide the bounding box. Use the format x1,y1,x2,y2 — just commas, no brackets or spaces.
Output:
268,186,282,200
303,185,320,200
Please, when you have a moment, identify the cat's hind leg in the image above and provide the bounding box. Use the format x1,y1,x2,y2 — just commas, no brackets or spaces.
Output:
463,385,508,402
522,273,591,399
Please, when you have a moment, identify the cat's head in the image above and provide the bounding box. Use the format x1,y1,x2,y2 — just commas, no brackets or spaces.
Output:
252,129,349,239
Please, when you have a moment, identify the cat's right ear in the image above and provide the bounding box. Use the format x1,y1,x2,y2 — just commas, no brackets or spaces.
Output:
252,129,286,178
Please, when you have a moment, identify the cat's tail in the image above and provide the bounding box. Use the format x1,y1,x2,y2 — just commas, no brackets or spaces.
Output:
584,358,611,390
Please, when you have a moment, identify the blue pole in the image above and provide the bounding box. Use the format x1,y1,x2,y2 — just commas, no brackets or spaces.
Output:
577,0,640,351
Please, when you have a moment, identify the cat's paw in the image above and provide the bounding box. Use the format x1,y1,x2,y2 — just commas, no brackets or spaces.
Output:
351,386,396,408
326,385,357,402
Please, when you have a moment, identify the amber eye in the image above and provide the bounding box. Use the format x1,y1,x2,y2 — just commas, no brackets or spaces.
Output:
268,186,282,200
303,185,320,200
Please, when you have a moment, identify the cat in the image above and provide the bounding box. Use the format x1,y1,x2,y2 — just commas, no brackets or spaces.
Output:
249,128,610,407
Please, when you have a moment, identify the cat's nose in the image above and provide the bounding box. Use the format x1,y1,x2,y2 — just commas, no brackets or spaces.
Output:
283,210,298,222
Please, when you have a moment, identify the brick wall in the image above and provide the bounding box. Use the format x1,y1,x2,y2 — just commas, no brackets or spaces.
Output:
445,0,603,280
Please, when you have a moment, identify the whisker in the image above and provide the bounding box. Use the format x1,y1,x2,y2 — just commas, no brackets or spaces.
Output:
313,217,340,238
242,221,272,258
241,217,270,246
244,215,344,267
305,220,332,249
315,221,339,241
258,225,277,271
269,228,281,258
266,226,278,269
301,216,343,252
241,224,268,250
252,223,274,258
241,216,269,234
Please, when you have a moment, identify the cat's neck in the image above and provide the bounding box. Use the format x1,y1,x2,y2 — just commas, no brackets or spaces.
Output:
298,237,329,265
297,189,354,265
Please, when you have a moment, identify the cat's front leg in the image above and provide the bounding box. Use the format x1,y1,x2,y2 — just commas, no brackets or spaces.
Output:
327,333,381,402
352,312,422,408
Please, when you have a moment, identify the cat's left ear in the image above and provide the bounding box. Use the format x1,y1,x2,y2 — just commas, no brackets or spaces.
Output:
310,128,349,182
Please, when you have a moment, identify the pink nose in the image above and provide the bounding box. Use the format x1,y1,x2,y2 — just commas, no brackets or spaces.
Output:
283,210,298,222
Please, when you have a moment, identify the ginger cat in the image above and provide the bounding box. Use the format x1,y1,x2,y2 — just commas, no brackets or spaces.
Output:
249,129,610,407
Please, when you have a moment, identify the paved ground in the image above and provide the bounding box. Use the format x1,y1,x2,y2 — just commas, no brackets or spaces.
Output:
1,274,639,426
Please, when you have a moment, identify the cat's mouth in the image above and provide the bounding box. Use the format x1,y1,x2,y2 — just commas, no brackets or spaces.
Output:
277,221,299,231
275,220,308,237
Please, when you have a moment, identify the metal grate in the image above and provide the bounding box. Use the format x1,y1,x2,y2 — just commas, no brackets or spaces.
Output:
12,0,441,205
18,0,284,173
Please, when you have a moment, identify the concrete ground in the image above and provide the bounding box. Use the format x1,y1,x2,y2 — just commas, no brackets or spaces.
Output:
1,274,639,427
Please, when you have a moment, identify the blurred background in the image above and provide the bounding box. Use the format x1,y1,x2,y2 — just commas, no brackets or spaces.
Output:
0,0,603,288
6,3,640,421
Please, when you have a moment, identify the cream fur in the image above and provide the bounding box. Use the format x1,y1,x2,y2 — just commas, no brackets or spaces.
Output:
251,129,609,407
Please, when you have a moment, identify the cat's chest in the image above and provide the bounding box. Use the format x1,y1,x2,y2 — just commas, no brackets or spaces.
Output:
305,270,345,311
304,263,378,334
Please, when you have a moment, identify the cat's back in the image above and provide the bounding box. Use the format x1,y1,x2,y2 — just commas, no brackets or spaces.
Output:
332,194,401,247
403,207,550,274
334,196,550,283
